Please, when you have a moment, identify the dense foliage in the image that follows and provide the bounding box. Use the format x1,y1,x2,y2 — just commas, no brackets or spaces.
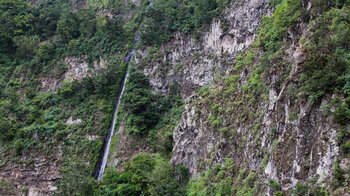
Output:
123,69,160,135
0,0,204,194
139,0,234,45
0,0,132,194
1,0,350,195
95,153,188,196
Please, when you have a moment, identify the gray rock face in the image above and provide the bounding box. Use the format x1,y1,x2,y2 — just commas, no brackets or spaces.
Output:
136,0,270,98
0,156,61,195
203,0,271,55
171,96,202,176
107,0,349,193
170,25,347,193
107,0,272,178
40,56,106,92
172,86,341,191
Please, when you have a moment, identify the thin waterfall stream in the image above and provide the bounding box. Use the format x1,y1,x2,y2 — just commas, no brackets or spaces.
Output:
96,34,138,181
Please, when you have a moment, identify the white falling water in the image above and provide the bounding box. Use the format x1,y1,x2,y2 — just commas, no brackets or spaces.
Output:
96,26,139,181
97,70,129,181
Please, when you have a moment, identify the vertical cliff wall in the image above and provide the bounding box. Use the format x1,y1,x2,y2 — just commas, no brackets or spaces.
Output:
135,0,271,98
113,0,350,194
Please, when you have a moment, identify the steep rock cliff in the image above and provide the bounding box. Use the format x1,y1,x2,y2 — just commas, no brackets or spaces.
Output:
114,0,350,194
135,0,271,98
108,0,272,171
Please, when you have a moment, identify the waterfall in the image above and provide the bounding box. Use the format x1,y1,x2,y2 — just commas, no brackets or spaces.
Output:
97,70,129,181
96,34,138,181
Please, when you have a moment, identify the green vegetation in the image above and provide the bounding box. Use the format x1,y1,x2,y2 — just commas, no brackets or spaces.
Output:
334,102,350,125
0,0,134,193
0,0,224,194
123,69,161,135
337,118,350,158
187,159,261,196
185,0,350,195
95,153,188,196
139,0,235,45
300,6,350,106
122,67,183,155
268,179,283,196
259,0,350,111
1,0,350,195
260,0,302,52
100,0,350,195
289,179,328,196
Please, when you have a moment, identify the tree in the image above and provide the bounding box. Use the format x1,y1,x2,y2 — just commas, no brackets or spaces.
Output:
35,1,62,39
0,117,17,141
123,70,160,135
148,159,183,196
13,35,39,58
140,0,177,45
77,8,96,38
194,0,217,27
0,0,34,53
96,153,185,196
55,160,96,195
56,10,80,42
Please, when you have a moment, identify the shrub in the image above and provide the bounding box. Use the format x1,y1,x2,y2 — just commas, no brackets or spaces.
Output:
13,35,39,58
219,127,228,133
14,140,24,155
0,117,17,141
269,179,282,195
96,153,185,195
290,182,309,196
123,70,160,135
148,158,183,196
334,102,350,125
333,158,345,186
58,85,73,98
55,160,96,195
56,10,80,42
340,142,350,156
260,0,302,51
